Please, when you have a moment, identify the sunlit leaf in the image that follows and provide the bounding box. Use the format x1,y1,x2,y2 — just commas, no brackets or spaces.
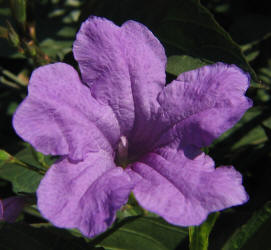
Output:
0,146,54,193
166,55,207,75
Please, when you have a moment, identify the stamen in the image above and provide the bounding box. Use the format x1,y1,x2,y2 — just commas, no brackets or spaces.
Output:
117,136,128,167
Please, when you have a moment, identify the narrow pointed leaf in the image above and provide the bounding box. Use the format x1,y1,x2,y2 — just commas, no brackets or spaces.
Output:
222,201,271,250
189,212,219,250
9,0,27,24
0,146,54,193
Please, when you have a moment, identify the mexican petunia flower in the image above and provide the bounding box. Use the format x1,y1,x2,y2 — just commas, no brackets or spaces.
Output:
0,196,26,222
13,16,252,237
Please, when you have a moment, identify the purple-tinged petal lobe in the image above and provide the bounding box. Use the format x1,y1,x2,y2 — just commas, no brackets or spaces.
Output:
157,63,252,149
12,15,251,237
0,197,26,222
73,16,166,136
127,147,248,226
13,63,120,161
37,151,133,237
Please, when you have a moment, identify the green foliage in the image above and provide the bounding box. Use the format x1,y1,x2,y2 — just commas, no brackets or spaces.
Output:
81,0,256,79
1,0,271,249
9,0,27,24
0,146,53,193
0,149,12,161
230,14,271,46
36,1,81,60
0,222,91,250
222,201,271,250
166,55,207,76
96,217,188,250
157,0,256,79
189,213,219,250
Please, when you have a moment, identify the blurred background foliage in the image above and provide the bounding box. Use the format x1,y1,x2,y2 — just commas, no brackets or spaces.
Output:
1,0,271,249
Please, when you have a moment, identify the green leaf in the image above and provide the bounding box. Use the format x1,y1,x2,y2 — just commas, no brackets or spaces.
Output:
0,148,44,173
0,7,22,58
230,14,271,45
258,67,271,85
222,201,271,250
156,0,256,79
81,0,256,79
0,163,42,193
261,124,271,141
0,26,8,38
166,55,208,75
0,146,54,193
39,38,73,60
35,1,80,60
212,107,271,150
0,222,91,250
15,145,55,169
189,212,219,250
0,149,13,162
95,217,188,250
9,0,27,24
6,21,20,47
117,204,143,220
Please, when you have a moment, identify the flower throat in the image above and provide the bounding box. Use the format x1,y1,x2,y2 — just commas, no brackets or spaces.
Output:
115,136,129,168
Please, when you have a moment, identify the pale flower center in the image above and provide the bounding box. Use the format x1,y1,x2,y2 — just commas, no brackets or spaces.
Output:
116,136,129,168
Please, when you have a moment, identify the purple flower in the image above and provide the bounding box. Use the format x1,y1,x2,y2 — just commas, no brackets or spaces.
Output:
0,196,26,222
13,16,252,237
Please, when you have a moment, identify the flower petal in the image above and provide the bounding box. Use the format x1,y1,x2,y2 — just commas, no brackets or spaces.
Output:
37,151,133,237
13,63,120,161
127,147,248,226
73,16,166,136
157,63,252,149
0,197,26,222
